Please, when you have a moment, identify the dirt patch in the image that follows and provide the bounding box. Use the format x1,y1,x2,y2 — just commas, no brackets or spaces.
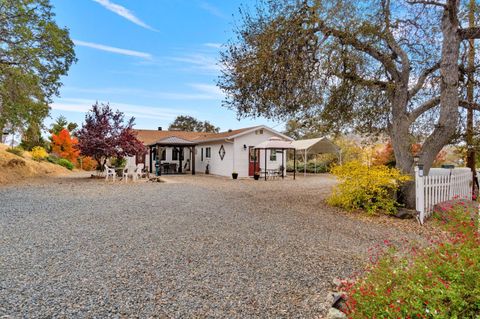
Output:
0,143,71,185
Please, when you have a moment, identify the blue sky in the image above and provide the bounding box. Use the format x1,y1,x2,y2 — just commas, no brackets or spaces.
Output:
49,0,282,132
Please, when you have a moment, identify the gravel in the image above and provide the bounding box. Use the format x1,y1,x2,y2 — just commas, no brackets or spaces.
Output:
0,173,423,318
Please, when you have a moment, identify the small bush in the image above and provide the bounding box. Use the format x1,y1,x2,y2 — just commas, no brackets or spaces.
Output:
328,161,411,214
57,158,74,170
46,155,59,164
6,146,24,157
343,203,480,318
78,156,97,171
286,158,335,173
31,146,48,161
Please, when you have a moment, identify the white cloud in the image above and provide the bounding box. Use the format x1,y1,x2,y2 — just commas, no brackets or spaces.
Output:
92,0,157,31
62,85,224,101
51,98,193,120
188,83,223,98
170,54,221,73
74,40,152,60
199,1,227,19
204,42,222,49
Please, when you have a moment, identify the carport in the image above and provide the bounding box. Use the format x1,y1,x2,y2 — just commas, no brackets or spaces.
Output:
291,137,339,176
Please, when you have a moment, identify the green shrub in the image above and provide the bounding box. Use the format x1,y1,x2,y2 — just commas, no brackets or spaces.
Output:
46,155,59,164
286,158,334,173
327,161,411,215
57,158,74,170
343,203,480,318
6,146,24,157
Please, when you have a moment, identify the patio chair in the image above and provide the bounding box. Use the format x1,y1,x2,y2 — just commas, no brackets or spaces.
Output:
122,166,136,182
105,165,116,181
135,163,144,180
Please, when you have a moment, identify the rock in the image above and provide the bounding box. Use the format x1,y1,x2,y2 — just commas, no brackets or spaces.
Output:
394,208,415,219
326,307,347,319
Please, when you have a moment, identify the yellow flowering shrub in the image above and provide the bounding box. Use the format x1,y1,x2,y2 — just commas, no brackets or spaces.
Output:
328,161,411,215
31,146,48,161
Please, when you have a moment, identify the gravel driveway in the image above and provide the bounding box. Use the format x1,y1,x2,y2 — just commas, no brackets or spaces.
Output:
0,174,421,318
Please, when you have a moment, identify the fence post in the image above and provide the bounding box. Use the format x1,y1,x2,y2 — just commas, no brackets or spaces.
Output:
415,166,425,224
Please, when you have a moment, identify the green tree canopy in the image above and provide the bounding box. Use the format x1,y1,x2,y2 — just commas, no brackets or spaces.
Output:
0,0,76,140
168,115,220,133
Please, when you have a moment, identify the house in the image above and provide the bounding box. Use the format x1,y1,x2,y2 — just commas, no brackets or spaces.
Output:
132,125,293,178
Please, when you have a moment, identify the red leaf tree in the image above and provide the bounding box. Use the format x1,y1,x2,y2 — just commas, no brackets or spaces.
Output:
51,128,80,163
76,102,146,170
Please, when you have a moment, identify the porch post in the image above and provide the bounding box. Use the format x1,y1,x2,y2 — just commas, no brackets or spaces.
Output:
178,147,183,173
281,148,284,179
264,148,267,181
253,147,256,178
149,146,153,174
191,146,196,175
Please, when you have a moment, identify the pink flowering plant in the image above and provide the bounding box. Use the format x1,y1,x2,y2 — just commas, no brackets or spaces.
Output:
342,201,479,318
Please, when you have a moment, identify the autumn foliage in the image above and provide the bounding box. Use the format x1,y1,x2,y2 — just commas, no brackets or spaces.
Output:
51,128,80,163
372,140,447,167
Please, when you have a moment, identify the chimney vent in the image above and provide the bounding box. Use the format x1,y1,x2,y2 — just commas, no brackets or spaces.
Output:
228,129,232,132
158,127,162,131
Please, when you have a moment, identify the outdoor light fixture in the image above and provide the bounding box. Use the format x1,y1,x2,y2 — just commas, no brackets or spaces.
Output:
418,164,424,177
243,144,247,150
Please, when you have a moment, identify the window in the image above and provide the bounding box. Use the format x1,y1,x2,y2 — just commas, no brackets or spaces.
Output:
270,149,277,161
206,147,211,158
219,145,225,160
201,148,204,161
172,148,184,161
161,149,166,161
255,129,264,135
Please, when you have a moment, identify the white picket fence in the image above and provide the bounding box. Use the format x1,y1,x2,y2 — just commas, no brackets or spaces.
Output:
415,167,472,224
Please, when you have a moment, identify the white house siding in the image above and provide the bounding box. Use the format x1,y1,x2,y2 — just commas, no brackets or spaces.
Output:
195,142,234,176
232,129,287,178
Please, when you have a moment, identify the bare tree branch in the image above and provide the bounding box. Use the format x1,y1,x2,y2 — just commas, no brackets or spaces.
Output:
406,0,447,8
313,21,401,81
408,96,440,121
409,61,441,96
459,27,480,39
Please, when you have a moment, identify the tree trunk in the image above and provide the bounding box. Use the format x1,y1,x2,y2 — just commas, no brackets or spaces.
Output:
390,86,416,208
421,0,460,175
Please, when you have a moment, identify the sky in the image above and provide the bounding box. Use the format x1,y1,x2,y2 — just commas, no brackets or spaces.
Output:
49,0,282,132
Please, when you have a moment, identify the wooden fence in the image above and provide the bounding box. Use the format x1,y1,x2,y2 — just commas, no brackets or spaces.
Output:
415,167,472,224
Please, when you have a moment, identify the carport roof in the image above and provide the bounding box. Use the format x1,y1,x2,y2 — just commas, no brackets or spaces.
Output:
291,137,338,154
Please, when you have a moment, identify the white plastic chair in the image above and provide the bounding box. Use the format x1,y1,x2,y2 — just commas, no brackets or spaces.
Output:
123,166,136,182
105,165,116,181
135,163,144,180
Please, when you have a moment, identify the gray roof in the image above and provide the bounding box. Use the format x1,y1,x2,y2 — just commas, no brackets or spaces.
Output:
148,136,197,146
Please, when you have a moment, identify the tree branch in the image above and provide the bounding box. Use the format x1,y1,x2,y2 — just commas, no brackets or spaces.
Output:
313,21,401,81
459,27,480,40
408,97,480,122
406,0,447,8
408,96,440,121
408,61,441,97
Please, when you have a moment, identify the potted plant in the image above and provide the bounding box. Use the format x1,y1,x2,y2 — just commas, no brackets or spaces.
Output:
254,170,260,180
232,172,238,179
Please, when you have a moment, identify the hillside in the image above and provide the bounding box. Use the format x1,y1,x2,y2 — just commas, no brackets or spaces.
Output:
0,144,71,185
